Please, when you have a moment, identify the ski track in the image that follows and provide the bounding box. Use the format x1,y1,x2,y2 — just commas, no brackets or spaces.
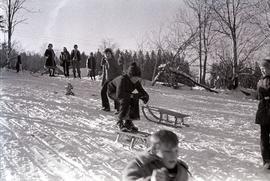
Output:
1,71,270,180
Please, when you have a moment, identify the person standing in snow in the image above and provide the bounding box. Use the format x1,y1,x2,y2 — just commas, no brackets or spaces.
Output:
44,43,56,77
100,48,122,112
16,55,22,73
107,62,149,132
255,58,270,170
118,52,124,74
86,52,96,80
71,44,81,78
60,47,71,77
122,129,190,181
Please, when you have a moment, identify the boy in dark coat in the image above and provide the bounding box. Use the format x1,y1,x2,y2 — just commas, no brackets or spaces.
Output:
87,52,96,80
101,48,122,112
122,129,190,181
256,58,270,169
71,44,81,78
107,62,149,132
44,43,56,77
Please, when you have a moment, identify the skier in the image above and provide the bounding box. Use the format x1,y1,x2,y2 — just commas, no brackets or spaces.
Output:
107,62,149,132
122,129,190,181
256,58,270,170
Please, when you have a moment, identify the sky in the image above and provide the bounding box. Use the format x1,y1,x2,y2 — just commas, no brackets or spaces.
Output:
5,0,184,54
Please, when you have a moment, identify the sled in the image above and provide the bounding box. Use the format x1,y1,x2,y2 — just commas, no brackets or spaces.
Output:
142,105,190,128
115,130,150,149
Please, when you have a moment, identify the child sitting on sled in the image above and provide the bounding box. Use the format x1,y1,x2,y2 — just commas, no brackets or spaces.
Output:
107,62,149,132
65,83,74,96
122,129,190,181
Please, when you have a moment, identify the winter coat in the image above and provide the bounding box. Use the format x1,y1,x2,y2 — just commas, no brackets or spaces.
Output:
60,51,71,66
101,57,121,83
87,56,96,69
107,74,149,120
71,49,81,61
122,150,189,181
44,49,56,67
107,74,149,102
255,76,270,125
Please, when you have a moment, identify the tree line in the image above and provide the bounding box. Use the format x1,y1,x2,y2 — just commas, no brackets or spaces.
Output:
2,0,270,90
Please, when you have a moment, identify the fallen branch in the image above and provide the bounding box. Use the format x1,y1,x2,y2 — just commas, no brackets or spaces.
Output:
169,68,219,93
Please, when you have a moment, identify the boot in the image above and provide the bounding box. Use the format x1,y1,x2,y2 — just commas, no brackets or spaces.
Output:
124,120,138,132
117,120,128,132
263,162,270,170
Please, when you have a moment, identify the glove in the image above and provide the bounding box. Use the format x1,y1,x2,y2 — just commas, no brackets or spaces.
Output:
131,93,140,100
140,95,149,104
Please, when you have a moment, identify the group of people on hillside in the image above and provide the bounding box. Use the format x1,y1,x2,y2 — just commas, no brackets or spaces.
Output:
44,43,96,79
44,43,190,180
43,43,270,179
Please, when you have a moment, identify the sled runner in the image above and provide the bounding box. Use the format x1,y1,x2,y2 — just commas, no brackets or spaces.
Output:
115,131,150,149
142,105,190,128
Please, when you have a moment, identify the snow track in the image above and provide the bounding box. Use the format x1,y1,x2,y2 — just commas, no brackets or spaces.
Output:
0,70,270,180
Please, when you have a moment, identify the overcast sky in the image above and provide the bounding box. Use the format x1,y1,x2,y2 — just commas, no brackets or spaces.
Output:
6,0,183,53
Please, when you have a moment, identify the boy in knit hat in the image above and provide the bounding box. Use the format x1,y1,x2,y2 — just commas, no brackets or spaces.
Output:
107,62,149,132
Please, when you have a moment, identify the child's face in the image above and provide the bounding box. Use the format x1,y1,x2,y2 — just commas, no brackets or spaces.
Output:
156,143,179,169
261,65,270,76
105,52,112,59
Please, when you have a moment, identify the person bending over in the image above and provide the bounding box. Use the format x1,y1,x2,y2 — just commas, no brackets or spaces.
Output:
107,62,149,132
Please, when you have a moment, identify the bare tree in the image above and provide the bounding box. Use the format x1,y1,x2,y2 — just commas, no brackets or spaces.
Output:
184,0,216,84
210,0,269,89
1,0,28,55
98,38,118,53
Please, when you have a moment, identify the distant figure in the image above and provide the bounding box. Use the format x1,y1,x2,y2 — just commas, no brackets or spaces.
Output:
118,52,124,73
44,43,56,77
60,47,71,77
87,52,96,80
16,55,22,73
255,58,270,170
107,62,149,132
122,129,190,181
71,44,81,78
100,48,122,112
65,83,74,96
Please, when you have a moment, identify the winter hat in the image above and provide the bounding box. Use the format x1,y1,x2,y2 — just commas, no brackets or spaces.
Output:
261,59,270,68
104,48,113,55
127,62,141,77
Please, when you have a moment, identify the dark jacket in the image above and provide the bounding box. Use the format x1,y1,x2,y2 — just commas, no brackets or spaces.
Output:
87,56,96,69
122,150,189,181
107,74,149,102
44,49,56,67
256,76,270,125
107,74,149,120
102,57,121,83
71,49,81,61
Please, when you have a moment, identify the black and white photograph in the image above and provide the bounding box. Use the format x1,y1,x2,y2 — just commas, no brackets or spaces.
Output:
1,0,270,180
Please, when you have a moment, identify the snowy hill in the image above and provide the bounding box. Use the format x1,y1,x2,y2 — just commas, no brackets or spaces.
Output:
0,70,269,181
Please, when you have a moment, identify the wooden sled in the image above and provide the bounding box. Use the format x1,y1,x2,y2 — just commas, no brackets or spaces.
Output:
115,131,150,149
142,105,190,128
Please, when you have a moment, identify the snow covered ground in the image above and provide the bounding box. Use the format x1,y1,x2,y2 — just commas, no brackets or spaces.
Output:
0,69,270,181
